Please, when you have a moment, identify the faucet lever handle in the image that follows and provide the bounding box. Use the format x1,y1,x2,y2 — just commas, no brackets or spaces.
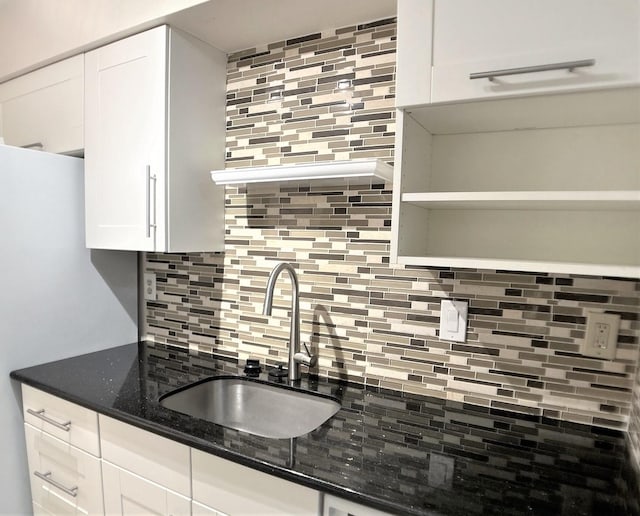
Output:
294,343,318,368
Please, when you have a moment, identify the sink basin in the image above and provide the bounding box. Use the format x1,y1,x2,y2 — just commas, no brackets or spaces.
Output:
159,377,340,439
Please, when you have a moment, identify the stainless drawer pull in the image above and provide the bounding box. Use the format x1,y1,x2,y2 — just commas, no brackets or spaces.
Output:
470,59,596,81
27,408,71,431
34,471,78,497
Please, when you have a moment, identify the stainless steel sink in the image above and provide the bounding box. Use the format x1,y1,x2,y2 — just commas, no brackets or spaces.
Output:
159,377,340,439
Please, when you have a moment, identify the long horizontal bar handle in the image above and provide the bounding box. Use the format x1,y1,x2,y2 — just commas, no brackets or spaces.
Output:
34,471,78,497
470,59,596,81
27,408,71,431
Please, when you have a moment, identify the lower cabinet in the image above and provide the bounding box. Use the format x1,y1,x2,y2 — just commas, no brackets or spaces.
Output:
191,449,320,516
323,494,393,516
98,415,191,498
20,388,388,516
192,500,227,516
24,423,104,515
102,461,190,516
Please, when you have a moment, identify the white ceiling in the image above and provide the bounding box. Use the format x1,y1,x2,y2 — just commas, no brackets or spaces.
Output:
0,0,396,81
167,0,397,53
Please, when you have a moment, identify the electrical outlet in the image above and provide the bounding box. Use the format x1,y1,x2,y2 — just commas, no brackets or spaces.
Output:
582,312,620,360
144,272,157,301
428,453,455,489
439,300,468,342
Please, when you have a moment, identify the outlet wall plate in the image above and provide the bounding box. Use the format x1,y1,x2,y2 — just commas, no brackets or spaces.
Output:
582,311,620,359
428,453,455,489
144,272,157,301
439,299,468,342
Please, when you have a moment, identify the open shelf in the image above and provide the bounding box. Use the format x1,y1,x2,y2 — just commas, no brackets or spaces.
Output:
401,191,640,210
395,255,640,278
391,102,640,277
210,159,392,186
406,87,640,134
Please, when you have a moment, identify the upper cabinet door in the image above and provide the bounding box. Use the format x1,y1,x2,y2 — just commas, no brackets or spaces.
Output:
0,55,83,154
84,25,226,252
430,0,640,103
84,26,167,252
395,0,434,108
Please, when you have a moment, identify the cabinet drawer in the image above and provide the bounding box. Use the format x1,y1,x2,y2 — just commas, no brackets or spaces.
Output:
99,415,190,497
22,385,100,456
102,461,190,516
25,423,104,515
192,449,319,515
430,0,639,103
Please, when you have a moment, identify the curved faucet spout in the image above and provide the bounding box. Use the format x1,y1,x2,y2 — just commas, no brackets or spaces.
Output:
263,262,302,381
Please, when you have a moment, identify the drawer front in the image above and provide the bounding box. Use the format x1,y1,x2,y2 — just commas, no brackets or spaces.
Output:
102,461,190,516
431,47,639,104
22,384,100,456
430,0,639,103
99,415,190,497
192,449,319,515
25,423,104,515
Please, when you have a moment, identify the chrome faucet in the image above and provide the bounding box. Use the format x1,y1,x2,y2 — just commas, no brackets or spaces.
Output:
262,262,316,382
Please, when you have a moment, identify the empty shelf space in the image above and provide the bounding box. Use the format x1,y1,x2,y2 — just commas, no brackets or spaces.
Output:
407,87,640,134
394,207,640,275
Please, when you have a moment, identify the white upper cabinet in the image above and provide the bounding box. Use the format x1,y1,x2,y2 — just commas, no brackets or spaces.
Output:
395,0,433,108
396,0,640,107
432,0,639,103
392,0,640,277
84,25,226,252
0,55,83,154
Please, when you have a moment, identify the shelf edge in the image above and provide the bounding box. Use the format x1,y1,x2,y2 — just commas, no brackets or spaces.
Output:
395,255,640,279
211,159,393,186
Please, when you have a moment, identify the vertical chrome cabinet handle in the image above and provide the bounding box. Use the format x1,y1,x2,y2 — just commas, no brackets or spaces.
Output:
146,165,157,238
34,471,78,497
26,409,71,432
470,58,596,81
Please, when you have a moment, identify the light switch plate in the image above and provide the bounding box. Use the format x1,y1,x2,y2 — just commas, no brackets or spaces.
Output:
439,299,468,342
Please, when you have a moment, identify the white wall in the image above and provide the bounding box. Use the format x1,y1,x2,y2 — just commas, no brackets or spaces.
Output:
0,0,208,80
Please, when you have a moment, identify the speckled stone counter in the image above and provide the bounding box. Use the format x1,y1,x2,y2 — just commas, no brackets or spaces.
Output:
10,341,640,516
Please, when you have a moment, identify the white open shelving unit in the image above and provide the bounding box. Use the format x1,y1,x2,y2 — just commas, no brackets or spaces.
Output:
392,87,640,278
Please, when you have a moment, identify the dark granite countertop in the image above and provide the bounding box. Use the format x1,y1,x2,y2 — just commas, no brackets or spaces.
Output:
10,341,639,516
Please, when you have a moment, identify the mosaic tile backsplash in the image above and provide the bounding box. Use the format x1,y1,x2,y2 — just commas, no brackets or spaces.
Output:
144,18,640,431
630,369,640,492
